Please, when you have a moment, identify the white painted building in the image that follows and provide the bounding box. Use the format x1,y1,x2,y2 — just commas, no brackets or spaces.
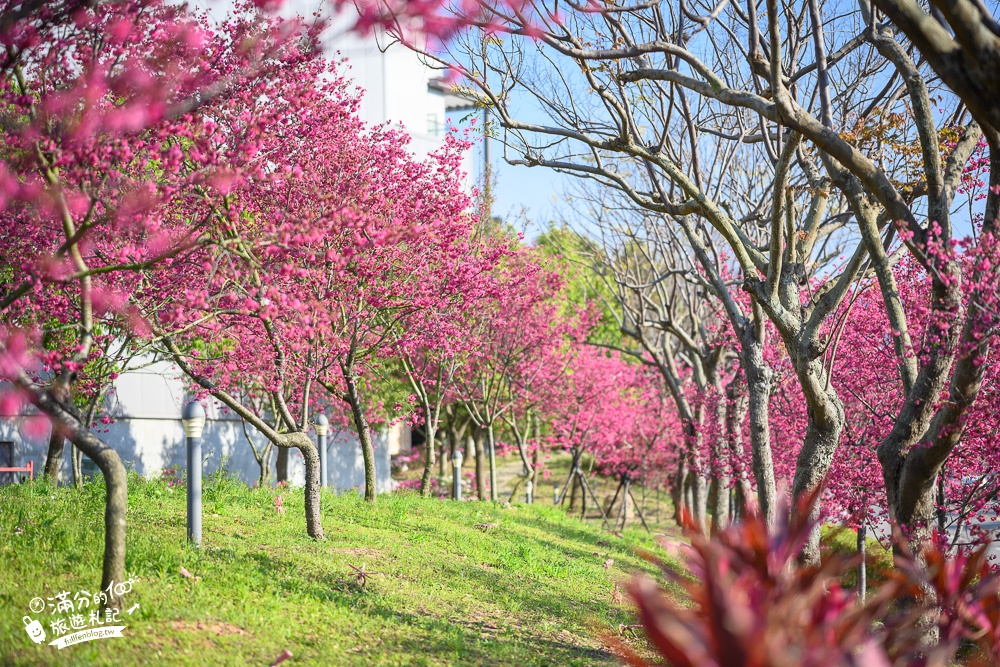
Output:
0,6,455,491
201,0,480,170
0,357,403,491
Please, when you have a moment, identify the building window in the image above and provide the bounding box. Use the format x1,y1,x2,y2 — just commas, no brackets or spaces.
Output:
0,441,14,485
427,114,442,137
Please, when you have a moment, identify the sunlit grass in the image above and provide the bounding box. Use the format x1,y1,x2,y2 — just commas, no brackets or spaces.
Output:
1,471,675,666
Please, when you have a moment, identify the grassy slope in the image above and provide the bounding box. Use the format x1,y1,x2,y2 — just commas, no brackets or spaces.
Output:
1,472,675,666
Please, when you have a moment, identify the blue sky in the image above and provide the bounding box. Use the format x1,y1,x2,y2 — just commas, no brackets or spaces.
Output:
453,123,569,240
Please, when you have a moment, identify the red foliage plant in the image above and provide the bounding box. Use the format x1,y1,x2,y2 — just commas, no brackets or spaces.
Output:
612,488,1000,667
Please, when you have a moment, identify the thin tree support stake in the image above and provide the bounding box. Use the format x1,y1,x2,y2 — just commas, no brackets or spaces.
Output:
628,484,652,533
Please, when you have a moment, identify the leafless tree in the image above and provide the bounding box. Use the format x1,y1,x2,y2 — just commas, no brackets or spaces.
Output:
407,0,998,563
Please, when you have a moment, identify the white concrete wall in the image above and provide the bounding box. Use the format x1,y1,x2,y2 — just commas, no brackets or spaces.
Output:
0,360,392,493
200,0,474,176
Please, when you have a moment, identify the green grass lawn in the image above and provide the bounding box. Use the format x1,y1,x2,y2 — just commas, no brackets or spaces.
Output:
1,472,676,666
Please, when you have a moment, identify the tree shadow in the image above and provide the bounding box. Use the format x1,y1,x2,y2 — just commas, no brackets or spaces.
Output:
234,549,623,665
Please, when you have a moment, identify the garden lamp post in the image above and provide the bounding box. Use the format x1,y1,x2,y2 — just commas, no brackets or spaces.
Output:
554,484,560,505
452,449,463,501
182,400,206,547
314,413,329,489
526,480,534,505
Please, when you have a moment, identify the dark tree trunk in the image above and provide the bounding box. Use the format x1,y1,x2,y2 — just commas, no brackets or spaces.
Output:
419,414,436,498
341,361,376,502
276,447,289,484
89,437,128,611
420,426,444,498
72,445,83,488
287,433,325,539
687,395,709,533
683,472,695,527
474,429,486,501
258,453,272,488
621,478,632,529
441,419,452,482
44,430,66,483
936,472,947,539
26,383,127,609
672,458,688,525
568,470,581,511
486,422,498,502
43,372,74,483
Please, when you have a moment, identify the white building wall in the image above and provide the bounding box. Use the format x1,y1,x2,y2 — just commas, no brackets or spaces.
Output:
0,360,392,493
275,1,474,174
0,6,465,489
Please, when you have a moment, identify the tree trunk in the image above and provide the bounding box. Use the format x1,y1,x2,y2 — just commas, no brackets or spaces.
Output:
725,374,753,522
243,421,274,488
287,433,325,539
529,443,539,504
711,477,731,534
686,393,710,534
880,276,986,552
508,426,534,504
486,422,498,502
276,447,289,484
72,445,83,488
741,322,777,528
44,430,66,484
683,472,695,527
439,428,449,481
257,445,273,487
569,470,581,511
89,437,128,611
43,372,74,484
711,376,731,533
790,356,846,565
419,402,436,498
936,472,947,539
875,150,1000,554
474,429,486,501
342,362,377,502
673,458,688,525
621,478,632,529
530,417,541,501
692,468,708,532
508,472,528,504
24,383,127,609
732,483,744,522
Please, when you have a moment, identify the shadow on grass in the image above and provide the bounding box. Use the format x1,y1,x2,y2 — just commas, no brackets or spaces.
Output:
238,549,622,666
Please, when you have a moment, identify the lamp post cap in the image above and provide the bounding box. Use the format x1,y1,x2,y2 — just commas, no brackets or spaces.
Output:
182,401,206,421
313,413,329,436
